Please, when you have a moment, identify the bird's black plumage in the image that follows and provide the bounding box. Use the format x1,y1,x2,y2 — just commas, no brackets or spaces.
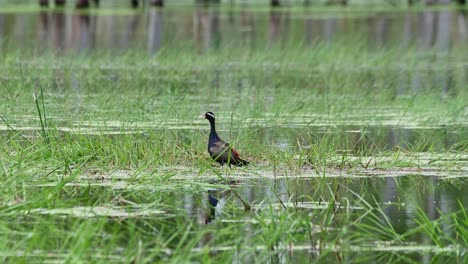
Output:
202,112,249,167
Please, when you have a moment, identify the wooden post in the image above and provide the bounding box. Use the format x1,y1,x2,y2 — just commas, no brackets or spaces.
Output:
325,0,347,5
426,0,451,4
55,0,66,6
39,0,49,7
150,0,164,6
76,0,90,8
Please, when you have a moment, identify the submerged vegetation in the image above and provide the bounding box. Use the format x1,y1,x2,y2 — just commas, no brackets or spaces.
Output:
0,3,467,263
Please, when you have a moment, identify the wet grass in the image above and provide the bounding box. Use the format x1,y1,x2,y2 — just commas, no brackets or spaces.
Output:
1,7,468,263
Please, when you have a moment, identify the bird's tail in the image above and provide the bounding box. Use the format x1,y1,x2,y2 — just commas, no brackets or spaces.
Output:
236,158,249,167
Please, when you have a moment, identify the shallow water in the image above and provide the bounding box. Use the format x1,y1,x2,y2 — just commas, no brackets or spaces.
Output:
1,4,467,263
2,124,466,154
1,8,467,53
20,170,468,262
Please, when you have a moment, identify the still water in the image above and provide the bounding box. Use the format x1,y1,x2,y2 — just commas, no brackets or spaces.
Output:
0,8,467,54
1,5,467,263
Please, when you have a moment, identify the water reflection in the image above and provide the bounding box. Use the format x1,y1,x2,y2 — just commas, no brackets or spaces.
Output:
193,6,221,52
1,8,465,98
148,8,162,55
268,10,282,46
239,8,256,50
1,9,466,54
179,174,467,262
408,10,456,94
76,14,95,52
261,126,465,154
36,11,96,53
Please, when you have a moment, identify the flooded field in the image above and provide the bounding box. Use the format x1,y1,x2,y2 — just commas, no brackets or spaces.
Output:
0,2,467,263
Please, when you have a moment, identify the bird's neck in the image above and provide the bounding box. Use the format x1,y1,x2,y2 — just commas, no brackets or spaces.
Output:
209,119,219,142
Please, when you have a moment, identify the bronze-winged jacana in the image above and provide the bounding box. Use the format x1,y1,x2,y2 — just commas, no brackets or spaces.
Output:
200,112,249,167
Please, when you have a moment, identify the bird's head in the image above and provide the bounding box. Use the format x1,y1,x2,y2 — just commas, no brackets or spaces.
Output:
200,111,215,121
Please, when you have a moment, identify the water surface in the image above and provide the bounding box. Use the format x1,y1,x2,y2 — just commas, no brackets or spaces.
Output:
1,5,467,263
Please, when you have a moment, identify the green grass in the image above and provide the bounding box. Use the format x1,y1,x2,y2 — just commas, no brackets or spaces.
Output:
0,5,467,263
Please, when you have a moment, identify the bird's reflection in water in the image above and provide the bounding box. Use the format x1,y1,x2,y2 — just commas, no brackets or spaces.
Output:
203,180,242,224
204,188,226,224
197,184,236,250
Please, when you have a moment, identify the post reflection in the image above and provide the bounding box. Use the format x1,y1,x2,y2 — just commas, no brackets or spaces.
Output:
180,172,468,262
69,13,96,53
52,12,66,52
148,7,162,55
268,10,283,46
123,14,140,49
10,9,461,64
304,13,314,46
240,8,256,50
38,11,49,52
193,6,221,53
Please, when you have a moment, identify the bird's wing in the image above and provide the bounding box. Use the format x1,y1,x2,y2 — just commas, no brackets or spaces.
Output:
213,140,229,149
217,141,241,158
230,147,241,158
209,140,228,155
210,140,241,159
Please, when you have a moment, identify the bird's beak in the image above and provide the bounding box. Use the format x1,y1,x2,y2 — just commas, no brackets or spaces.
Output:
198,114,205,119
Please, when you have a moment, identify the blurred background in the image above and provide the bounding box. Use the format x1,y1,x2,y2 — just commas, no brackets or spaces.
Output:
0,0,466,56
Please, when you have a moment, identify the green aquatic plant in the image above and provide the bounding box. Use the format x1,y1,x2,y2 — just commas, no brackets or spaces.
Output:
0,5,466,263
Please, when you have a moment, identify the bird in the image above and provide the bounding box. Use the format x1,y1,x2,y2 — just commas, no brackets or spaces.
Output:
200,112,249,167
